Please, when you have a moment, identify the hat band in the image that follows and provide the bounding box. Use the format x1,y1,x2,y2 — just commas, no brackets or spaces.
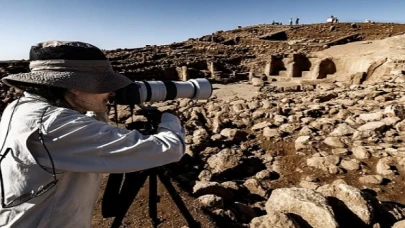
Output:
30,60,114,73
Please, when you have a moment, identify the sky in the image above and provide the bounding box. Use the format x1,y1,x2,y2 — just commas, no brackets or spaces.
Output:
1,0,405,60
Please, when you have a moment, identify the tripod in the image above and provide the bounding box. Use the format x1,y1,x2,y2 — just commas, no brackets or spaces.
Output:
102,167,200,228
101,106,200,228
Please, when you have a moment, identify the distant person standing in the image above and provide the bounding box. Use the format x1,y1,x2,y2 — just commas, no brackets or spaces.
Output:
289,18,293,26
295,17,300,25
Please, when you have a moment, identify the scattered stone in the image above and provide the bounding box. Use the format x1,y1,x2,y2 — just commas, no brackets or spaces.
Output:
392,220,405,228
266,188,338,228
317,182,374,225
295,135,311,151
359,175,384,185
340,159,360,171
352,146,371,159
243,178,268,198
197,194,224,208
324,137,346,148
250,211,301,228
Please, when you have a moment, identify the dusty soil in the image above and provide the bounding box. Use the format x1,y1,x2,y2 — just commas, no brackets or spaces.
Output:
91,175,217,228
260,135,405,205
211,82,260,102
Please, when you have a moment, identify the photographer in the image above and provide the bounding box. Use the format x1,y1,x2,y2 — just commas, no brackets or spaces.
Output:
0,41,185,227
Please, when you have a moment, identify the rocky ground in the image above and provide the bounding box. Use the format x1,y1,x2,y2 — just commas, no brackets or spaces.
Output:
2,23,405,227
90,72,405,228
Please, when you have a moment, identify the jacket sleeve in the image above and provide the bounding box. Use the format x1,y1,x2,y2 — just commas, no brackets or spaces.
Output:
28,109,186,173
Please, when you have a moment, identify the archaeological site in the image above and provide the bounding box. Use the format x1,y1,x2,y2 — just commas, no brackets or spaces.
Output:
3,22,405,228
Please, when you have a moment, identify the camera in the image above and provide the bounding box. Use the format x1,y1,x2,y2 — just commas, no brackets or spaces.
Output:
113,78,212,105
103,78,212,228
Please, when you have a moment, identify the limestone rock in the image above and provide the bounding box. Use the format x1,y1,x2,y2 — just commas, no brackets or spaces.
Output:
250,211,301,228
317,183,374,225
266,188,338,228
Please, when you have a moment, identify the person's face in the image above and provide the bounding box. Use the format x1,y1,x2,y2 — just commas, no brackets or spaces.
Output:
64,89,115,113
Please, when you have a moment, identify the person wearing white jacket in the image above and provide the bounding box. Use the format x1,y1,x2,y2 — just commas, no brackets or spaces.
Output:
0,40,185,228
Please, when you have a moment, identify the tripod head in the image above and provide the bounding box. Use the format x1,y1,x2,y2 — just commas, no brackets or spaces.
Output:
125,104,161,134
107,100,163,135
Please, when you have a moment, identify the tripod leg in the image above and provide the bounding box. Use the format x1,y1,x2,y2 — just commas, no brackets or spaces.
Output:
110,172,148,228
102,173,124,218
158,172,200,228
148,169,159,227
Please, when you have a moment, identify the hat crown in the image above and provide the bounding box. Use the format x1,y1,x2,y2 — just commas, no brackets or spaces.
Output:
29,41,107,61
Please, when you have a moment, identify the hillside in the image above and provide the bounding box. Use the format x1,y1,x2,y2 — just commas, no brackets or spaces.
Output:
103,22,405,83
2,23,405,83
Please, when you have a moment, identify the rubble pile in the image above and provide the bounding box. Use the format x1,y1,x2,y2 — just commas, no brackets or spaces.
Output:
109,74,405,227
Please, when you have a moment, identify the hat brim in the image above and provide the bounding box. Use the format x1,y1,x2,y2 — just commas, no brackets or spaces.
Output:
2,71,133,93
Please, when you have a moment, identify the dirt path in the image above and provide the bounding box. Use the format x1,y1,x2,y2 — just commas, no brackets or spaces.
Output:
211,82,260,102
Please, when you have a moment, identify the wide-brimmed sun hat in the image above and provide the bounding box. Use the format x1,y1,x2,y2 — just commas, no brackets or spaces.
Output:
2,40,132,93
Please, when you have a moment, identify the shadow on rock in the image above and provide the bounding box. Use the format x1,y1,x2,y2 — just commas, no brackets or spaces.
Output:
326,196,369,228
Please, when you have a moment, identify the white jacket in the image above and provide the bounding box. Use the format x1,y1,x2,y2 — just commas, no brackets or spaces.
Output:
0,93,185,228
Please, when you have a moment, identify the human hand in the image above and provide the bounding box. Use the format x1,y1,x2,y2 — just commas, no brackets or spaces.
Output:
162,110,179,118
159,110,183,128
